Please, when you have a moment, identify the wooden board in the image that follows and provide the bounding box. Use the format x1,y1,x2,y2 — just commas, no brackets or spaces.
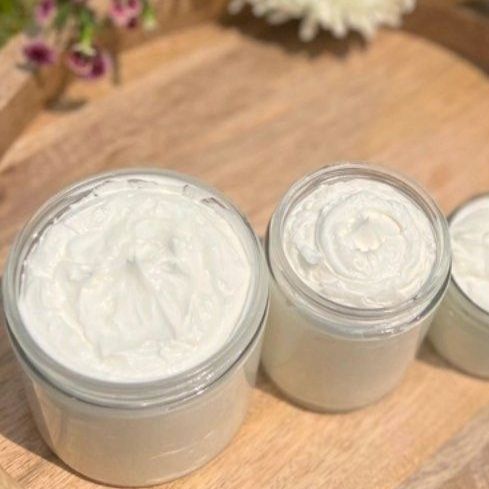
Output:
1,4,489,489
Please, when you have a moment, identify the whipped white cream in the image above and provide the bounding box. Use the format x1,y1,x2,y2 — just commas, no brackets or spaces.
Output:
19,176,252,382
450,196,489,312
283,178,436,308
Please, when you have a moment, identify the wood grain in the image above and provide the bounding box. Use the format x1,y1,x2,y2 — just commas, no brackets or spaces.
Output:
405,0,489,72
398,407,489,489
1,6,489,489
0,466,24,489
2,0,489,160
0,0,227,159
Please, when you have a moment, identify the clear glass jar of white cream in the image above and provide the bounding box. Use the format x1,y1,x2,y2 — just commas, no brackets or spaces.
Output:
430,194,489,378
1,169,269,487
262,163,451,411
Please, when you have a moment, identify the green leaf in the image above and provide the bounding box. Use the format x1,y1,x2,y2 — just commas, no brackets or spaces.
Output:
53,2,72,31
0,0,35,47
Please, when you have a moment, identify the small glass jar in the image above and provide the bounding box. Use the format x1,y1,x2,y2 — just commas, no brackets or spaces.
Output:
1,169,269,487
429,194,489,378
262,163,451,411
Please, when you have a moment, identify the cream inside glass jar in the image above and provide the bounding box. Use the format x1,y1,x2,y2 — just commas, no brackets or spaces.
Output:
2,169,269,487
430,194,489,378
263,163,451,411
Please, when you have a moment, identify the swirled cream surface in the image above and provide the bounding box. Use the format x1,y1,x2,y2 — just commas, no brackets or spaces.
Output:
19,176,252,382
451,196,489,313
283,178,436,308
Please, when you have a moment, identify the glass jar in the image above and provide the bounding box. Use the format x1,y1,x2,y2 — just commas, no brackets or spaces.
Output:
429,194,489,378
1,169,269,487
262,163,451,411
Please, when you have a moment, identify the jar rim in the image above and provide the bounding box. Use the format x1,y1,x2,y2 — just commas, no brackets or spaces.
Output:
448,192,489,323
2,168,269,408
267,162,452,337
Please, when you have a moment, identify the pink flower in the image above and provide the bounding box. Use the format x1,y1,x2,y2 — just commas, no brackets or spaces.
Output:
66,46,112,80
126,0,143,17
23,39,57,67
108,0,142,28
34,0,56,26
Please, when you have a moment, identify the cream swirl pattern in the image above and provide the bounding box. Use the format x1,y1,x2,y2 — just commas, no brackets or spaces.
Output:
19,177,251,382
283,178,436,308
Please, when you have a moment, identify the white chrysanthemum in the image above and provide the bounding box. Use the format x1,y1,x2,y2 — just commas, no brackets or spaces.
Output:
229,0,416,41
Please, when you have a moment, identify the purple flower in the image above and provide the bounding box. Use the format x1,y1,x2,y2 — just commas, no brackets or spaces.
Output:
23,39,57,67
108,1,128,27
126,0,143,18
66,46,112,80
108,0,142,28
35,0,56,26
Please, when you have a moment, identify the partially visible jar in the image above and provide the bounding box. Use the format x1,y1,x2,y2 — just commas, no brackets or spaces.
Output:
430,194,489,378
2,169,269,487
262,163,451,411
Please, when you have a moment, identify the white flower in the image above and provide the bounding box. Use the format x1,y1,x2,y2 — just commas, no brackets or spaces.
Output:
228,0,416,41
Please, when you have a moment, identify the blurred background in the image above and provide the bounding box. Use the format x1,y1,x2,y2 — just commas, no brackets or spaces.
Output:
1,1,489,488
0,0,32,47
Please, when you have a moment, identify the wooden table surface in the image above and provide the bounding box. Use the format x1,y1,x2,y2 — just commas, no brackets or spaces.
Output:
1,7,489,489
